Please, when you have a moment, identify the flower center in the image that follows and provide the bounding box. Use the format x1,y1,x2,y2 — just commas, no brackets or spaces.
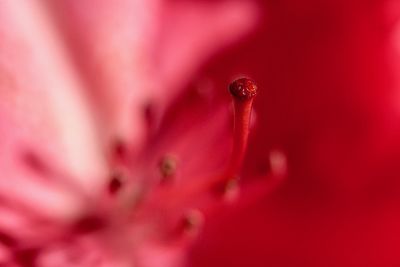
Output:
106,78,258,239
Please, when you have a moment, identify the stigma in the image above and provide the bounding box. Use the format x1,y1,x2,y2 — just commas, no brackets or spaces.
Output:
229,78,258,101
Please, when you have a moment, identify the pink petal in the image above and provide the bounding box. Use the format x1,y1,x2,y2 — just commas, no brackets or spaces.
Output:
48,0,259,150
0,1,106,221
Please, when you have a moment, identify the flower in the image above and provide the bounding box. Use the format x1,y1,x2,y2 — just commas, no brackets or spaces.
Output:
5,0,400,266
0,0,259,266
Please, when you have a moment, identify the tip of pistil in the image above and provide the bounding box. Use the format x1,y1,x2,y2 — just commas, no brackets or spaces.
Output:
229,78,258,101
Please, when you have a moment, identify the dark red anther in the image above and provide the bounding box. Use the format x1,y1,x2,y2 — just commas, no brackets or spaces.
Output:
225,78,258,178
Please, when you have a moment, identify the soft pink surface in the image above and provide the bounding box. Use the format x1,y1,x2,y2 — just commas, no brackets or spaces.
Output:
0,0,258,266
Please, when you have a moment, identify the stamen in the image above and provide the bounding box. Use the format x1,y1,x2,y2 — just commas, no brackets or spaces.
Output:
226,78,258,178
222,176,240,202
159,154,178,182
181,209,204,237
269,150,287,177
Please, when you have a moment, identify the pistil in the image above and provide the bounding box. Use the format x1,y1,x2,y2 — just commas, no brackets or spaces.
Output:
225,78,258,179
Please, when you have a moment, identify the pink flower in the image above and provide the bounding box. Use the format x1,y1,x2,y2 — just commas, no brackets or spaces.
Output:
5,1,400,266
0,1,259,266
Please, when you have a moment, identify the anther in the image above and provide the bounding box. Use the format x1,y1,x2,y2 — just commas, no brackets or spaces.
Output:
143,101,156,132
225,78,258,178
269,150,287,177
181,209,204,237
159,154,178,182
222,177,240,202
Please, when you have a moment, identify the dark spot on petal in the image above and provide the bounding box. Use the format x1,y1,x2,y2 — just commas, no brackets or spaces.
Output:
108,173,123,194
143,101,156,129
72,214,106,235
21,151,50,175
14,247,40,267
0,231,18,248
112,139,127,161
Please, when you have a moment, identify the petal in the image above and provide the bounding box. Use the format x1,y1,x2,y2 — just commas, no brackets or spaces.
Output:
48,0,259,150
155,0,260,98
0,1,106,222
